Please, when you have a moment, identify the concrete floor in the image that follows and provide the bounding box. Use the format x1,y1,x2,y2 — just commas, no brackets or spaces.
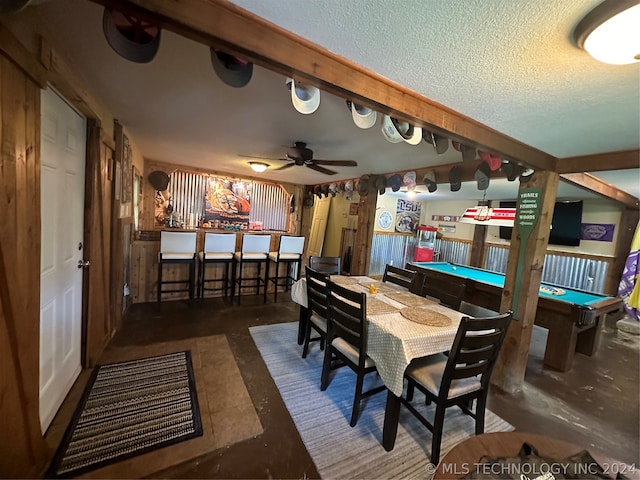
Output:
52,294,640,478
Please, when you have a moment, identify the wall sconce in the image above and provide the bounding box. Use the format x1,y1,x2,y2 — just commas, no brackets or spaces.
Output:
249,162,269,173
573,0,640,65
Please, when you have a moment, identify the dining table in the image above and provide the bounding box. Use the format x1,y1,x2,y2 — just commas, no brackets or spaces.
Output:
290,274,466,451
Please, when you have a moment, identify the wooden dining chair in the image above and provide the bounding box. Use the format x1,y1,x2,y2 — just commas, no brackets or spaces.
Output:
382,264,418,292
321,280,386,427
420,269,466,310
302,266,329,358
309,256,341,275
400,310,513,464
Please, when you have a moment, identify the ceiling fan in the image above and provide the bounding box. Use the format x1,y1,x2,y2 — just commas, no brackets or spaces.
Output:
240,141,357,175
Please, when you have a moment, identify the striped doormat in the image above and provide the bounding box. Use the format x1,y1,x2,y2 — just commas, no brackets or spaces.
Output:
48,351,203,478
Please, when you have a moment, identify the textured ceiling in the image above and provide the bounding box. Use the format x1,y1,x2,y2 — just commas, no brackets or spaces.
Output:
5,0,639,201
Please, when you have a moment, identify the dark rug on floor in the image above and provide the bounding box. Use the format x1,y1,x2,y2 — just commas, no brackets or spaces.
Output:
47,351,203,478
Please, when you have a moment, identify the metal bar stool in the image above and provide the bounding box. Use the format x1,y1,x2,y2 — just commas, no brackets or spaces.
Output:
157,231,197,303
233,234,271,305
198,232,237,300
268,235,305,302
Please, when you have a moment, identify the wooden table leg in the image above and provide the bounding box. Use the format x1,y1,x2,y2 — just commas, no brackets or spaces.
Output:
544,319,578,372
382,390,401,451
297,305,308,346
576,318,602,356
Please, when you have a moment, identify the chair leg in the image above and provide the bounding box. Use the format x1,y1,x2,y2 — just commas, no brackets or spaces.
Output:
263,260,269,304
273,260,279,302
237,260,243,305
430,403,447,465
320,345,333,391
231,259,236,299
475,394,487,435
302,318,312,359
223,261,229,297
157,260,162,303
189,259,195,300
350,372,365,427
198,260,204,301
406,381,415,402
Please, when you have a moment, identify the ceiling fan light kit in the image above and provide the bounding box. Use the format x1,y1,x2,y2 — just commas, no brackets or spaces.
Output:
573,0,640,65
249,161,269,173
240,141,357,176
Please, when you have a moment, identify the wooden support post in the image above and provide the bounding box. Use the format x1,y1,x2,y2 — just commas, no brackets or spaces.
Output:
469,200,489,268
607,207,640,295
492,170,559,394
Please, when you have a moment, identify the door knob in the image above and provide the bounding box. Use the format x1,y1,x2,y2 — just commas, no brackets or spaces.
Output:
77,260,90,269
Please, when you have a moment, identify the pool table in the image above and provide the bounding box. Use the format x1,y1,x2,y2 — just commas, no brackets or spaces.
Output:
408,262,624,372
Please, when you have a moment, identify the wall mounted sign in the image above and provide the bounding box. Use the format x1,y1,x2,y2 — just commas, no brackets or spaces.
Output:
581,223,615,242
396,199,421,233
377,210,393,230
349,203,359,215
459,207,515,226
512,188,543,319
432,215,460,222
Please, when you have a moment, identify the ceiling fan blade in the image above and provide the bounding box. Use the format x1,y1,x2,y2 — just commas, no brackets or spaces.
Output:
239,154,287,161
274,162,296,171
312,159,358,167
306,163,338,175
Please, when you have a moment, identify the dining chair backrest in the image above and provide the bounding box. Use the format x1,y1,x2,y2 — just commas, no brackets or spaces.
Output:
458,301,499,318
241,234,271,254
309,256,341,275
160,231,197,255
204,233,236,254
306,266,330,320
326,280,367,362
382,264,416,291
278,235,305,256
421,268,466,310
440,311,512,398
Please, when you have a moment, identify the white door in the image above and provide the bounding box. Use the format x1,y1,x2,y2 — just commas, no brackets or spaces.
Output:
39,87,86,433
307,196,331,257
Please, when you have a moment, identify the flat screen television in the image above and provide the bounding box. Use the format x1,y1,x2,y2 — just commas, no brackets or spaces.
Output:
499,200,583,246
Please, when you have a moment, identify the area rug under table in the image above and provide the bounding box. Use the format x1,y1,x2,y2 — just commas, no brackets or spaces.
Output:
250,322,515,480
48,351,203,478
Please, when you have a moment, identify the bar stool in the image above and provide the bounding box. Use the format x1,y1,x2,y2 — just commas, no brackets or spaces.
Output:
157,231,197,303
234,234,271,305
198,233,237,300
268,235,305,302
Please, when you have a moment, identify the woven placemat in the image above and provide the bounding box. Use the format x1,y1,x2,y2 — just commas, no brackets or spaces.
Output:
385,292,439,308
400,307,452,326
366,297,401,315
330,275,360,285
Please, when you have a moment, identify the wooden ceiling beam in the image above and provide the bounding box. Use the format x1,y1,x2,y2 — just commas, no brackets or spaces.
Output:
556,149,639,174
90,0,556,172
560,173,639,209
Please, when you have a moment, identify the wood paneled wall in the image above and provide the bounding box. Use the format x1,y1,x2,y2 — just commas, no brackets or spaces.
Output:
83,120,115,367
0,56,48,478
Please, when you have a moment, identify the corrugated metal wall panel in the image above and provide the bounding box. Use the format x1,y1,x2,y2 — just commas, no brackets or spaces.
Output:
369,234,415,276
435,239,470,265
168,172,289,230
483,245,608,293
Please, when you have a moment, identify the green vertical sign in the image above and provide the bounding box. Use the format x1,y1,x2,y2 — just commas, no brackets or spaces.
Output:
512,188,543,319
